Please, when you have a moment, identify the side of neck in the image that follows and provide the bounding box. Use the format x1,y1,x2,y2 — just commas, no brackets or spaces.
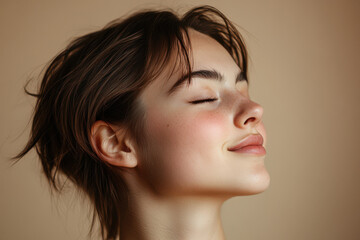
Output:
120,194,227,240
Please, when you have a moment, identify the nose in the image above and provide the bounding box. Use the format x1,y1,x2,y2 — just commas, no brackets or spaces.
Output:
234,99,264,129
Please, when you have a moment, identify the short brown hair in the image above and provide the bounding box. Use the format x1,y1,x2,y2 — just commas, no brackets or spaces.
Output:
15,5,248,239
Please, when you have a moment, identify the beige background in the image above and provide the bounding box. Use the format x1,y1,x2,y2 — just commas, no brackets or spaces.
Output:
1,0,360,239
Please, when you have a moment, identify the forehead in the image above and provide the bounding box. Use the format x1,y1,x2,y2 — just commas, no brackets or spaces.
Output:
187,28,239,73
141,29,240,97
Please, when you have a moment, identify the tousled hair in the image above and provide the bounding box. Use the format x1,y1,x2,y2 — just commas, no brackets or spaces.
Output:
15,5,248,240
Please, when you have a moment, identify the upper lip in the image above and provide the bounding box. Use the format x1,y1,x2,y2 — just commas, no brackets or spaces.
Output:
227,134,264,151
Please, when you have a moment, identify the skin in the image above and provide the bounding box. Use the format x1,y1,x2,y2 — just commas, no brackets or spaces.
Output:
91,28,269,240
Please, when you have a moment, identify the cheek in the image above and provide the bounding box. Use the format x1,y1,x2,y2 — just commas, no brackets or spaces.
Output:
182,110,228,148
146,108,228,150
142,109,229,192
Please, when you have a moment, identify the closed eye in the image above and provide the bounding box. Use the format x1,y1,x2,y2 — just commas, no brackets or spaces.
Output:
190,98,218,104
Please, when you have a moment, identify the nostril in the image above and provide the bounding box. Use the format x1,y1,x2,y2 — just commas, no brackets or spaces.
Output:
234,100,263,129
244,117,256,125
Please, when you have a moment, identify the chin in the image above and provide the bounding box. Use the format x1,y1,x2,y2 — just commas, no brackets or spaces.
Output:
232,170,271,197
246,172,270,195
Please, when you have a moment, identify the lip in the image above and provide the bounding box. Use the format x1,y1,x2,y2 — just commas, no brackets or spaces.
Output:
228,134,266,155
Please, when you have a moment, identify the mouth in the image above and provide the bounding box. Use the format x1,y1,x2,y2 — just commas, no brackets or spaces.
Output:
228,134,266,155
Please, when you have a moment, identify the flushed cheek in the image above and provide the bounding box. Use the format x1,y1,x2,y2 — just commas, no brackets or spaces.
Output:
185,111,228,150
152,109,229,156
143,109,229,192
146,108,228,151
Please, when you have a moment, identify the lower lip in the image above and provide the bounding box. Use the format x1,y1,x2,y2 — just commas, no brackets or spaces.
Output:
231,145,266,155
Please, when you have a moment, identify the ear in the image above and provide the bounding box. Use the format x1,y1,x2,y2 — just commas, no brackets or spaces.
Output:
90,120,137,168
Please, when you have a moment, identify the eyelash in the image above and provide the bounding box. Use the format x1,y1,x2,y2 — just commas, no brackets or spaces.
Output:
190,98,218,104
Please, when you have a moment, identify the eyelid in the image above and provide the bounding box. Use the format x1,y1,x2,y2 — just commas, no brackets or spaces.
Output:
189,97,218,104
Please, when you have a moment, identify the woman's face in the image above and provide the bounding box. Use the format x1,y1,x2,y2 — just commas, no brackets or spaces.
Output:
137,29,270,198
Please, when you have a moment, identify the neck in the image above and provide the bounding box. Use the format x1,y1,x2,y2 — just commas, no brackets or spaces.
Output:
120,195,226,240
119,173,227,240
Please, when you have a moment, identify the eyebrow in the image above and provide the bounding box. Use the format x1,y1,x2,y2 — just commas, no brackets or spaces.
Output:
167,69,247,95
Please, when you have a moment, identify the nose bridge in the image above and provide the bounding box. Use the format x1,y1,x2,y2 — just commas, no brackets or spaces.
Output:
233,96,263,129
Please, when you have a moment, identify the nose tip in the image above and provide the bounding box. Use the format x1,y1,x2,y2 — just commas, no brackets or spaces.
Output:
234,100,263,129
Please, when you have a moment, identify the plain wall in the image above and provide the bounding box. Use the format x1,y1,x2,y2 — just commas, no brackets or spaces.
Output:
1,0,359,239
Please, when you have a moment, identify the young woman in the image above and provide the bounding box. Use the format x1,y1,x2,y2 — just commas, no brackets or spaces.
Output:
16,5,270,240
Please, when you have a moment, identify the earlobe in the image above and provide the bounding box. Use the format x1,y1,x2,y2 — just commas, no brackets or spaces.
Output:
90,121,138,168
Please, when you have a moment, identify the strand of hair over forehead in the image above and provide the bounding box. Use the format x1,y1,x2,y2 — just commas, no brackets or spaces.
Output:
182,5,247,76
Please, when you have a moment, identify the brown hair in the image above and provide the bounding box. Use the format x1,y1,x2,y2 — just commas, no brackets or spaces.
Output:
15,5,248,240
